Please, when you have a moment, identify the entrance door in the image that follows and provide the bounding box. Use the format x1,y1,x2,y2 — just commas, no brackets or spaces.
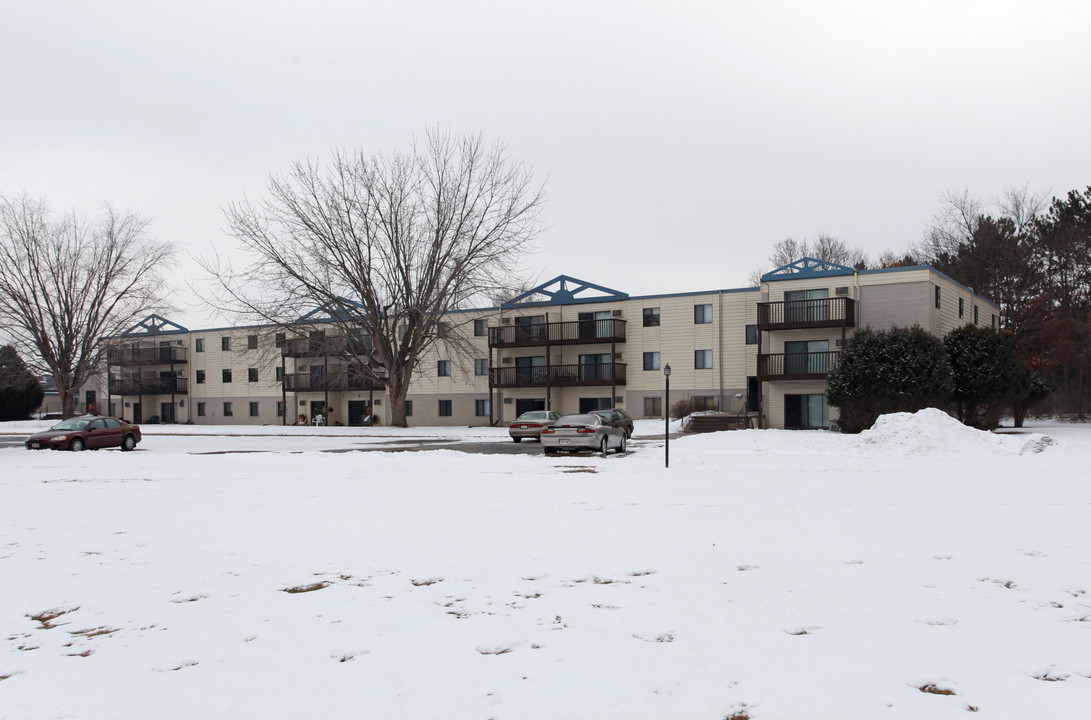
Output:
131,403,142,424
516,398,545,416
785,394,829,429
160,402,176,424
310,400,327,424
514,315,545,343
348,400,366,426
578,310,611,339
578,353,612,382
784,340,830,375
785,288,830,323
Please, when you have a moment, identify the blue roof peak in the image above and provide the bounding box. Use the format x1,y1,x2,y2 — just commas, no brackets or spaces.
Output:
761,257,855,282
502,276,629,308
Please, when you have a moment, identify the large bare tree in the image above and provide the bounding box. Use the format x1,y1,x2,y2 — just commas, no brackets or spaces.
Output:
208,130,545,427
0,194,176,417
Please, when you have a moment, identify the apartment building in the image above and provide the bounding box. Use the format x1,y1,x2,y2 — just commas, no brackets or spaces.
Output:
94,258,998,430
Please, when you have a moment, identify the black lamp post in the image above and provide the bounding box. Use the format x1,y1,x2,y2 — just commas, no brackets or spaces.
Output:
663,364,671,468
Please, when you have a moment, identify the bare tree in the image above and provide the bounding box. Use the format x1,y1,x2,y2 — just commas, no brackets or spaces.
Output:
206,129,545,427
0,194,176,417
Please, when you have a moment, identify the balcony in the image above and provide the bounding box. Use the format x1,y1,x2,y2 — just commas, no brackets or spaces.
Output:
758,352,839,381
490,363,627,388
488,318,626,348
109,376,189,395
281,335,373,358
108,346,188,366
283,372,386,393
757,297,855,331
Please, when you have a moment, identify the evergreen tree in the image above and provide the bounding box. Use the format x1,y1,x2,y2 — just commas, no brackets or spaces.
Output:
944,325,1023,429
0,345,44,421
826,325,954,433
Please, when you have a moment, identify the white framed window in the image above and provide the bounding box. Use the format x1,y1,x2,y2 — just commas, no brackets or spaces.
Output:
694,304,712,324
695,349,713,369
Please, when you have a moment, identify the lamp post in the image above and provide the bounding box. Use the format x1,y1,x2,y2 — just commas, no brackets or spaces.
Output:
663,364,671,468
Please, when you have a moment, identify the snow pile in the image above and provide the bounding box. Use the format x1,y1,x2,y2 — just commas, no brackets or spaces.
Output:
854,407,1053,456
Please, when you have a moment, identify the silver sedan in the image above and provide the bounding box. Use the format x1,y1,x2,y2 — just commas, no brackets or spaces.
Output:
540,413,627,455
508,410,562,442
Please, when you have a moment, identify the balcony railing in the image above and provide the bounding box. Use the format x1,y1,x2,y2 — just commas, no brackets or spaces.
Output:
281,335,374,358
109,376,189,395
283,372,386,392
107,346,188,366
488,318,626,348
490,362,627,388
757,352,839,381
757,297,855,331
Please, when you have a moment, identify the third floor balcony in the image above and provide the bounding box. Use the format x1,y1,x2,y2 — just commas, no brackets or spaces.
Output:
757,297,855,331
108,345,187,366
488,318,626,348
489,362,627,388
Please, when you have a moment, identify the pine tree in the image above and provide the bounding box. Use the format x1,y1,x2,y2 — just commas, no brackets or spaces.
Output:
0,345,44,421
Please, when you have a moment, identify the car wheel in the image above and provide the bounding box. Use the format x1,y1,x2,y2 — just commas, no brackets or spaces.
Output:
616,435,626,454
600,436,609,455
69,438,85,452
121,435,136,451
512,437,522,443
544,447,557,455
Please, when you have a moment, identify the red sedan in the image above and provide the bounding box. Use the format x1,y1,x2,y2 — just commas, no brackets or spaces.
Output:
25,416,142,452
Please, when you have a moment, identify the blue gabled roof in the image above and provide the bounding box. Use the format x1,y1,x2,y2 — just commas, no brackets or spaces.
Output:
761,257,856,282
502,275,629,308
119,314,189,336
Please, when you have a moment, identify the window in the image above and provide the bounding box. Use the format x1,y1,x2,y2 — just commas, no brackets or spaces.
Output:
643,307,660,327
221,337,231,351
249,402,260,417
643,351,660,371
275,366,284,381
959,298,965,318
195,370,205,384
644,397,662,417
276,401,285,417
695,349,713,369
437,360,451,377
275,333,286,348
974,305,979,324
475,399,490,416
474,358,489,376
222,369,232,383
437,321,451,338
195,338,205,353
694,304,712,324
248,368,258,383
248,334,258,349
405,400,413,417
223,402,233,417
197,402,206,417
474,319,488,336
935,285,941,308
785,340,830,374
438,399,452,417
785,394,829,429
992,314,997,329
745,324,758,345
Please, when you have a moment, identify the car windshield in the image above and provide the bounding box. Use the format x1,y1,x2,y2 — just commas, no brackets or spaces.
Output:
556,414,600,426
518,412,548,420
51,418,89,431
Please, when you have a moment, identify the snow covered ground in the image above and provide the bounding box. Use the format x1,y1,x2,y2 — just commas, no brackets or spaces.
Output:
1,410,1089,719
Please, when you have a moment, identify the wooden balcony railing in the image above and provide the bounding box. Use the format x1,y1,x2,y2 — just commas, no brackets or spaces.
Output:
109,376,189,395
489,362,627,388
488,318,626,348
107,346,188,366
757,297,855,331
757,352,839,381
283,372,385,392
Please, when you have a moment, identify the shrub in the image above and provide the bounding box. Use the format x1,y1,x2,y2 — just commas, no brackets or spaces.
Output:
0,345,44,421
944,325,1023,429
826,325,954,433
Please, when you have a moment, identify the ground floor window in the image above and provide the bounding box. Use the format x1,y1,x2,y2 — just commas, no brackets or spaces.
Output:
579,397,612,413
405,400,413,417
197,402,206,417
276,401,285,417
223,402,233,417
475,399,490,416
438,399,452,416
784,394,828,429
249,402,260,417
644,396,662,417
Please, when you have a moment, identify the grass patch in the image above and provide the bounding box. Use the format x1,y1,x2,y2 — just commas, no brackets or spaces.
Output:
919,684,956,695
29,607,79,629
281,581,331,594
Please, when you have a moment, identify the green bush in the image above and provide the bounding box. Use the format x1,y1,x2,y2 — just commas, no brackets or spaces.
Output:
944,325,1023,429
826,325,954,433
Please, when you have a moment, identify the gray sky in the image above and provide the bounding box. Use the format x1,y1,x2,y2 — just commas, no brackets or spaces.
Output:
3,0,1089,327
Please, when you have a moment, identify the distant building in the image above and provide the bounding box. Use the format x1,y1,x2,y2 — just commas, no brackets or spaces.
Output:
92,259,998,429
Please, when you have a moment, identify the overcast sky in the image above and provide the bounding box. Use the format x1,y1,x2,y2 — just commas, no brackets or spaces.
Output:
3,0,1089,328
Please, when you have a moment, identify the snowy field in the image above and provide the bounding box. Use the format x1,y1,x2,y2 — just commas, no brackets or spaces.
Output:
1,410,1089,719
